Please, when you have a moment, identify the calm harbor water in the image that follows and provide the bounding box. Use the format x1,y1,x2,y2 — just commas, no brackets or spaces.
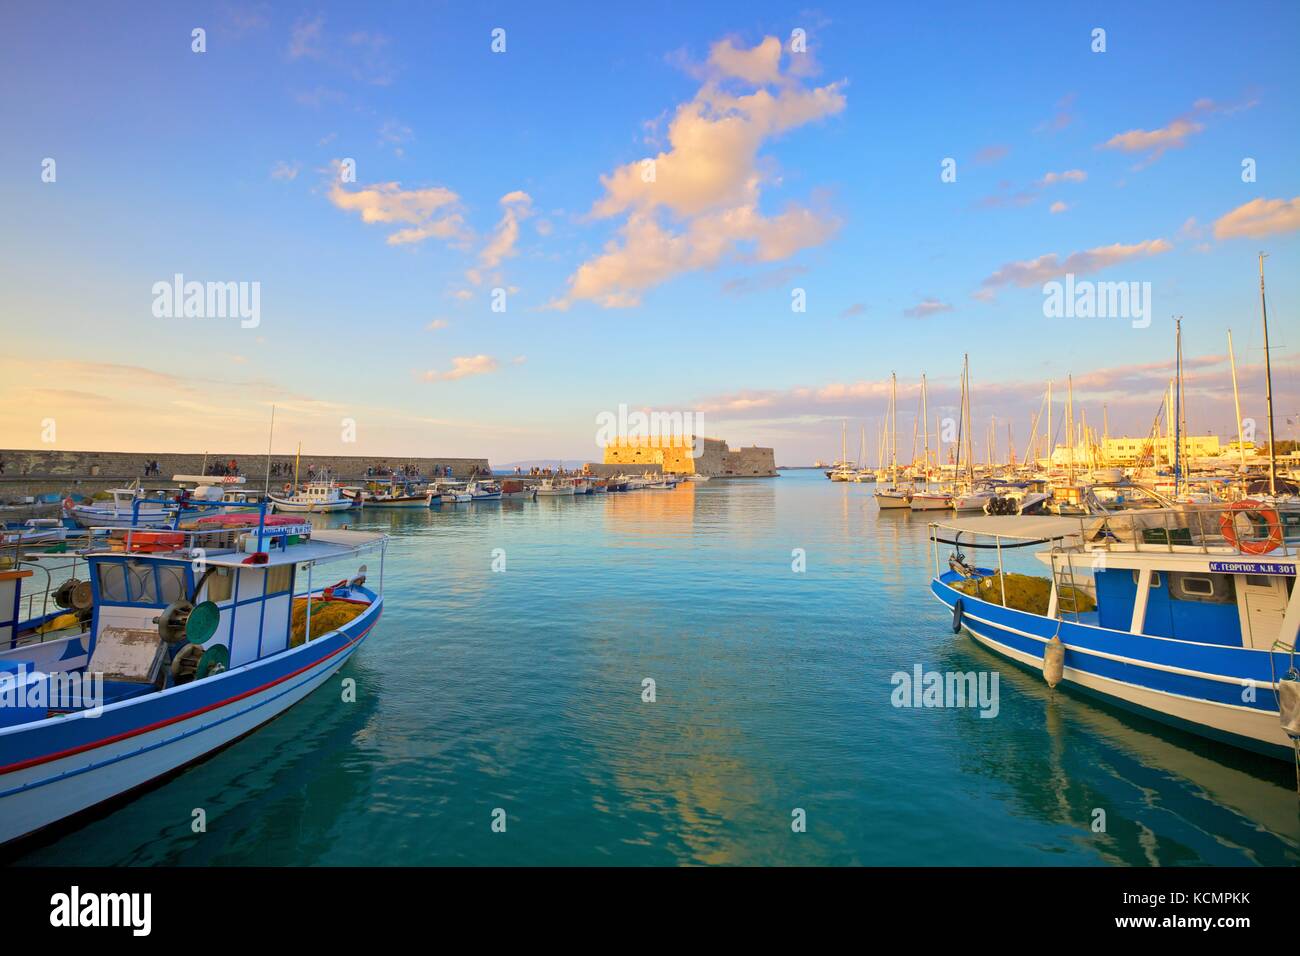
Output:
14,470,1300,866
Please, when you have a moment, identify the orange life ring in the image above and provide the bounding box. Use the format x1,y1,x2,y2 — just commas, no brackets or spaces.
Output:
62,497,76,511
1220,499,1283,555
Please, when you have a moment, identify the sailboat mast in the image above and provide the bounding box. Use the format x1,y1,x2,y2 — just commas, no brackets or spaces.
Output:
263,404,276,498
921,373,930,475
1174,318,1183,498
1066,375,1075,483
1045,380,1052,469
964,356,974,482
890,372,898,479
1259,253,1278,495
1102,404,1109,467
1228,328,1247,472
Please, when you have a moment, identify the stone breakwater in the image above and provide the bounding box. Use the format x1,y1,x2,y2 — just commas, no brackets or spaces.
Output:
0,448,493,501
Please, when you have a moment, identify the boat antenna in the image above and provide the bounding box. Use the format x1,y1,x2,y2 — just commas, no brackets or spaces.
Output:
1259,252,1278,496
263,404,276,498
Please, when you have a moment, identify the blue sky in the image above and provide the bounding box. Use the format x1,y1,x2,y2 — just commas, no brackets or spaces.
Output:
1,1,1297,465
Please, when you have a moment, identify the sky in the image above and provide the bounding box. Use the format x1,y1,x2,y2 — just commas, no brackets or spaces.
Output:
1,1,1298,466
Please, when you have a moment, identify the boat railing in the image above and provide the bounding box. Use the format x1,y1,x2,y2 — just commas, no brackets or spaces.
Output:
10,551,94,636
929,503,1298,583
1072,501,1297,559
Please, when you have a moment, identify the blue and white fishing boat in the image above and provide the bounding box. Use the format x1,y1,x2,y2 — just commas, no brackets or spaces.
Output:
0,499,387,846
63,486,179,529
465,480,503,501
927,503,1300,760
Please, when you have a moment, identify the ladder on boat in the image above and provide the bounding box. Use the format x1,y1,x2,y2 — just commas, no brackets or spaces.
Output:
1048,547,1085,623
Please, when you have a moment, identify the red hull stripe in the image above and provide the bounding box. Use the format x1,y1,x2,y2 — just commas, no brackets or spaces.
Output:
0,612,379,776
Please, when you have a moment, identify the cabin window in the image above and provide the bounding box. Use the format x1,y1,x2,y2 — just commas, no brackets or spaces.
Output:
97,564,128,602
126,562,158,604
265,564,292,595
1131,570,1162,588
157,565,187,604
1168,572,1234,604
1245,575,1271,587
207,567,234,602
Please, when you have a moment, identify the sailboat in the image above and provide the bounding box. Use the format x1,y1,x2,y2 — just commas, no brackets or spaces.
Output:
910,373,952,510
875,373,912,509
829,421,857,481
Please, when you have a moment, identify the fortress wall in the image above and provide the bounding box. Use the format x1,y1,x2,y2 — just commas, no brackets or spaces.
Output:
0,448,491,501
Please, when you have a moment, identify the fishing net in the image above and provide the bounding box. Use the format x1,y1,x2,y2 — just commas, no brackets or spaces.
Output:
952,572,1096,615
289,597,367,647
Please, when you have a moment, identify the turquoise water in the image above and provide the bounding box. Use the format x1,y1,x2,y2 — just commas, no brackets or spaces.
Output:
14,471,1300,865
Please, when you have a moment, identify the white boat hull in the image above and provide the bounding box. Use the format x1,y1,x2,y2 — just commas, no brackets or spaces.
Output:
268,497,353,513
909,494,951,511
875,491,912,509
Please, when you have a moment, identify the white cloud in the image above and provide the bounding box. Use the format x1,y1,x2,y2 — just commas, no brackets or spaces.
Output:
1213,197,1300,240
421,355,499,382
977,238,1173,298
551,36,845,309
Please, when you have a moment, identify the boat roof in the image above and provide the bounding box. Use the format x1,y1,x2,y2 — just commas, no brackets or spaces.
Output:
86,527,386,567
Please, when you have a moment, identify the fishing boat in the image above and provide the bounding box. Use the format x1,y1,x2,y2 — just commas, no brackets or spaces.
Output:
63,487,178,529
269,480,352,513
0,501,386,846
682,474,711,482
927,503,1300,760
2,519,72,548
536,478,575,497
500,479,537,501
466,480,503,501
572,478,591,495
605,477,630,492
344,476,429,509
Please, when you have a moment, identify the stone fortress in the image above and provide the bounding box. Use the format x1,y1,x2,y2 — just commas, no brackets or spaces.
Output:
600,437,777,478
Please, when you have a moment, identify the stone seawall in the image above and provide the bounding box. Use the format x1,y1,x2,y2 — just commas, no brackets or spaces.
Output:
0,448,492,501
